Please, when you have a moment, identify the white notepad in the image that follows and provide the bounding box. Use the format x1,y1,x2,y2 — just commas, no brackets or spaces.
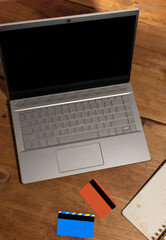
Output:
122,160,166,240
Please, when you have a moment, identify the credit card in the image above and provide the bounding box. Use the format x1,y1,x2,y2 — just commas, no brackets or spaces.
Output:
56,211,95,238
79,178,117,219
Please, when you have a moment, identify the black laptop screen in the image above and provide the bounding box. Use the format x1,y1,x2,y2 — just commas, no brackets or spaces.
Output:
0,13,137,99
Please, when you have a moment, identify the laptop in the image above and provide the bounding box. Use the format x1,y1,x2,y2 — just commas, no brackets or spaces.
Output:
0,9,151,184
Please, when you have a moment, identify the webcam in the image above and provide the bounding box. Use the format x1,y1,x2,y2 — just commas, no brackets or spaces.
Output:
67,19,71,23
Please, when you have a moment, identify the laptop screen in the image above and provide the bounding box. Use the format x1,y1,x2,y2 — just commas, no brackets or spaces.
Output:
0,11,138,99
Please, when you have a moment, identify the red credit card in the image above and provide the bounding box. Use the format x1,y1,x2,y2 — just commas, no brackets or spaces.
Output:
79,178,117,219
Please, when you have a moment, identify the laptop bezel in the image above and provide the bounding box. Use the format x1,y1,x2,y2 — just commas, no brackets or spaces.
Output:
0,9,139,100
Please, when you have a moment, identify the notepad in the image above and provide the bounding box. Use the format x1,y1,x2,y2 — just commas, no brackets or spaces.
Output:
122,160,166,240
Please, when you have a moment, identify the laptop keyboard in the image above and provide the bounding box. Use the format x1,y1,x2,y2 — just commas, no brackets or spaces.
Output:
19,95,137,150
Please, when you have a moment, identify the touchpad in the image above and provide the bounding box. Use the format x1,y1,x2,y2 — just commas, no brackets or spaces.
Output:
56,143,104,173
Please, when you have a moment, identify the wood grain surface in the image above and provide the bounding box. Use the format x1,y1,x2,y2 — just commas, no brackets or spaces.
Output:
67,0,166,28
0,0,166,240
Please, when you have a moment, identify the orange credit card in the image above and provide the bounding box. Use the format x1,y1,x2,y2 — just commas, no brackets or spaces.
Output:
79,178,117,219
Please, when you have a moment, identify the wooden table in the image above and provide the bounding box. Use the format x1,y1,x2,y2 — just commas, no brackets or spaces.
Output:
0,1,166,240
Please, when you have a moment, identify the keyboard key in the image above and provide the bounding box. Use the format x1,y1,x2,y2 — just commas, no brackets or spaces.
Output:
125,105,132,110
61,115,68,121
92,117,99,123
61,107,70,114
85,118,93,124
42,125,49,131
19,112,26,121
105,100,111,107
23,134,38,141
112,119,128,127
64,121,71,128
21,121,31,128
97,123,104,129
77,103,84,111
24,141,31,150
107,115,114,121
123,126,131,133
83,103,90,110
112,98,123,106
127,111,133,117
34,111,41,118
38,133,45,139
69,128,76,134
109,128,116,135
97,101,105,108
116,96,123,101
47,107,54,116
99,116,107,122
110,107,117,113
75,112,82,118
123,95,129,104
22,127,33,135
31,119,39,126
54,130,60,137
31,141,41,149
109,96,115,101
69,114,76,120
128,118,135,124
89,124,98,131
39,118,47,124
26,112,34,120
117,105,125,112
54,122,60,129
61,129,69,135
83,125,90,131
82,111,90,118
70,120,78,127
91,103,98,109
41,110,48,117
104,122,111,128
48,138,58,146
99,129,109,137
116,127,123,134
89,110,97,117
96,109,103,115
75,126,83,133
59,131,98,144
78,119,85,125
84,103,91,110
130,124,137,132
103,108,110,114
40,139,48,148
47,131,54,138
55,107,63,114
113,112,127,119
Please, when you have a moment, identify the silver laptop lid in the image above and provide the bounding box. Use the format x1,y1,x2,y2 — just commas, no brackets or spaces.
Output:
0,9,139,100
